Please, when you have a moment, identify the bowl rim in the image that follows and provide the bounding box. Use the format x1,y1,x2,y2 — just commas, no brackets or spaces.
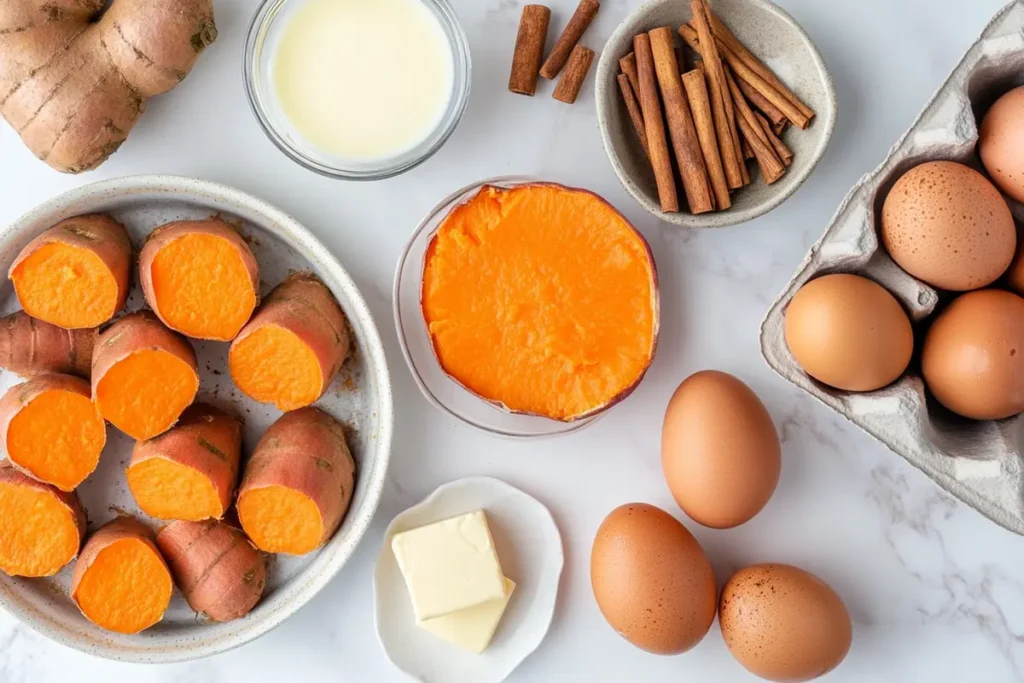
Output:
0,174,394,663
595,0,838,228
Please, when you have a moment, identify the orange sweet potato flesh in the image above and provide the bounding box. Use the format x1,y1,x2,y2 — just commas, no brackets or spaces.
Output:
140,220,260,341
127,403,242,521
237,407,355,555
229,273,349,411
156,519,266,622
0,464,86,577
0,374,106,491
92,312,199,440
71,517,173,634
9,215,131,329
421,183,659,421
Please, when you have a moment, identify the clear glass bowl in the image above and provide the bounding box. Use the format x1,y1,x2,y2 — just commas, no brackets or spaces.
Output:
393,177,603,439
244,0,472,180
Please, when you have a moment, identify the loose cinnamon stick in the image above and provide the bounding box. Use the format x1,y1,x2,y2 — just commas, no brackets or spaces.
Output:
726,70,785,184
620,52,641,98
688,1,743,190
742,136,754,160
553,44,594,103
633,33,678,213
738,77,786,127
758,111,793,166
649,27,714,214
540,0,600,79
773,119,788,136
682,69,730,210
617,73,650,160
509,5,551,96
709,12,814,122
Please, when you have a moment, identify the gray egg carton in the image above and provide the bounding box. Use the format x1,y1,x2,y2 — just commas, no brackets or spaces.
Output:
760,0,1024,535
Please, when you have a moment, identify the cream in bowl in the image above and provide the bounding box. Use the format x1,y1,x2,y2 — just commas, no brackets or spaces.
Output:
245,0,471,179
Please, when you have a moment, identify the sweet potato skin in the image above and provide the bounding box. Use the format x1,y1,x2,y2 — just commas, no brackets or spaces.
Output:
9,215,131,328
128,403,242,519
139,219,260,340
239,407,356,552
0,311,96,378
156,519,266,622
0,462,86,574
230,273,349,406
0,373,103,490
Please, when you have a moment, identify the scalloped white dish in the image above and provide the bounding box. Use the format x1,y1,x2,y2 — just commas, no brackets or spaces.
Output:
374,477,563,683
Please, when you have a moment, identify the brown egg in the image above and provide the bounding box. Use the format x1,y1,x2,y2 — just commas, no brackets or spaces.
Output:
979,86,1024,203
1005,234,1024,296
590,503,716,654
922,289,1024,420
784,274,913,392
719,564,852,682
881,160,1015,291
661,371,780,529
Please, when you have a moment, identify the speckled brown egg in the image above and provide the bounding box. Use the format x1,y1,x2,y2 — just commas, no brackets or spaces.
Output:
784,274,913,392
590,503,716,655
881,160,1015,291
980,86,1024,203
661,371,780,529
719,564,852,682
922,289,1024,420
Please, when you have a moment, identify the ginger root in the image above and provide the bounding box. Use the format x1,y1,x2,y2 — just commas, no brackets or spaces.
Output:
0,0,217,173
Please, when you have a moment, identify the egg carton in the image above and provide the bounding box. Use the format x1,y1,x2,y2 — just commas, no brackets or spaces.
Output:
760,0,1024,535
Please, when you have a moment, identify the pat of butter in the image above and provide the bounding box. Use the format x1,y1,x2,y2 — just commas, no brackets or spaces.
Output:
419,577,516,654
391,510,506,620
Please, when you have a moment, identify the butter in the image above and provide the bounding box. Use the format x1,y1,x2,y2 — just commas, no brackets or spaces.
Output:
419,577,516,654
391,510,506,620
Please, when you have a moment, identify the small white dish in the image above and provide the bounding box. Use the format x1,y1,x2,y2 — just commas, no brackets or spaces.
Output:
374,477,564,683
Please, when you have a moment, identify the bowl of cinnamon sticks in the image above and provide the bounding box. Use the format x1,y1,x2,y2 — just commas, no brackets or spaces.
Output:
596,0,835,228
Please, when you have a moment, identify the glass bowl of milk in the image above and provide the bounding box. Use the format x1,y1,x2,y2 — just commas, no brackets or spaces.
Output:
245,0,471,180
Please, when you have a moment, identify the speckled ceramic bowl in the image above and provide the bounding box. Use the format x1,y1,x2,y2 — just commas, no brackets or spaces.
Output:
596,0,836,228
0,176,393,663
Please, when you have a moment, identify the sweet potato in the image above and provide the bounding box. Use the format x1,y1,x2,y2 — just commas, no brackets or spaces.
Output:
92,311,199,440
0,374,106,491
9,215,131,329
127,403,241,521
139,219,260,341
0,311,96,378
237,408,355,555
229,273,349,412
0,0,216,173
70,517,173,634
156,519,266,622
0,463,85,577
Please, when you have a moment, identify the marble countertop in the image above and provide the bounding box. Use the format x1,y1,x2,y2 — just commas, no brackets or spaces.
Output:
1,0,1022,681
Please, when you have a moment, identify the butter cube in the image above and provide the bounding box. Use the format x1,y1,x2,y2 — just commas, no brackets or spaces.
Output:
419,577,516,654
391,510,506,620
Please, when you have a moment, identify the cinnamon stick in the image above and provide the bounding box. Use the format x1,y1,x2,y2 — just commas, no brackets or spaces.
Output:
726,69,785,184
758,111,793,166
773,119,788,136
688,1,743,190
649,27,714,214
553,44,594,104
617,73,650,160
619,52,641,98
709,12,814,122
633,33,678,213
682,69,730,210
509,5,551,96
742,136,754,160
540,0,600,79
738,76,786,127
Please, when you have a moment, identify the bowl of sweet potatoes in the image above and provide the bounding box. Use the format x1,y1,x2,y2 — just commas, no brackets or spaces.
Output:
0,175,393,662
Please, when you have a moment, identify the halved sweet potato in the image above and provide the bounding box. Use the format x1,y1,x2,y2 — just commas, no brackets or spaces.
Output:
421,183,659,421
0,373,106,491
9,215,131,329
0,311,96,378
139,219,260,341
0,463,86,577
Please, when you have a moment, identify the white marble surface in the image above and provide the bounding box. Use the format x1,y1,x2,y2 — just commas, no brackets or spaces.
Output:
0,0,1021,680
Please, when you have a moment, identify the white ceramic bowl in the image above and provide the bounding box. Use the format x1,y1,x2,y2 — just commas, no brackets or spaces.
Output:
596,0,837,228
374,478,564,683
0,175,394,662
